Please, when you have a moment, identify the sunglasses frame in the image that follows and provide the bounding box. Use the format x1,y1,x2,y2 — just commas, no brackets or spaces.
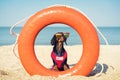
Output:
55,32,69,38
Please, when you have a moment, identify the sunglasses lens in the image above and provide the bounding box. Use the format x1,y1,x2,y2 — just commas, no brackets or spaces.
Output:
56,33,62,37
64,33,69,38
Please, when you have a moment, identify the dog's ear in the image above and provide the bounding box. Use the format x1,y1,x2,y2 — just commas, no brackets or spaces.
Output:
51,35,56,45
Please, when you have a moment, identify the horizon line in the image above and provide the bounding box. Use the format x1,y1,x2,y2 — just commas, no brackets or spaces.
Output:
0,25,120,27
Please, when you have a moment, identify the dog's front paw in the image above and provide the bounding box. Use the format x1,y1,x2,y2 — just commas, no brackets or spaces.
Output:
52,65,59,71
63,65,69,70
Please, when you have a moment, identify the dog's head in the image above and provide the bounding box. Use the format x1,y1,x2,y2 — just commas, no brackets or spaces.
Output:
51,32,69,46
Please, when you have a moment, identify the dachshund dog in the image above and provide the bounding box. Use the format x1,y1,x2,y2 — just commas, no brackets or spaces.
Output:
51,32,69,71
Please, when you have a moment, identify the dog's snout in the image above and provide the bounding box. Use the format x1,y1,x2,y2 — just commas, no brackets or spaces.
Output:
57,36,65,42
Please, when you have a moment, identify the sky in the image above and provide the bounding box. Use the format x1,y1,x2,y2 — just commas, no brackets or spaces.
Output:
0,0,120,27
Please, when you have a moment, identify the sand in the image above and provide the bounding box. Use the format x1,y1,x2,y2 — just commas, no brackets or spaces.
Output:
0,45,120,80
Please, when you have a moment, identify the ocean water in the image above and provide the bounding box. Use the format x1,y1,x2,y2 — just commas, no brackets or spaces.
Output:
0,26,120,46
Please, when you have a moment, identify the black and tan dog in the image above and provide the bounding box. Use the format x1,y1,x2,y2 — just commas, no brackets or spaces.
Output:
51,32,69,71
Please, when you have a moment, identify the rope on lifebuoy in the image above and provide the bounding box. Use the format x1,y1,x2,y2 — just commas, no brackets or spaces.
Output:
10,5,108,77
10,15,32,58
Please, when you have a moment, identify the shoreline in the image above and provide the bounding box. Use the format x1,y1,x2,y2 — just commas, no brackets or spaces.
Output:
0,45,120,80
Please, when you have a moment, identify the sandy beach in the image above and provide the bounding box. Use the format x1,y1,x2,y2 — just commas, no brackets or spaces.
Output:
0,45,120,80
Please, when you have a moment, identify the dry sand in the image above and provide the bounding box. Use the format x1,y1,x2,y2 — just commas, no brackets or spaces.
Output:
0,45,120,80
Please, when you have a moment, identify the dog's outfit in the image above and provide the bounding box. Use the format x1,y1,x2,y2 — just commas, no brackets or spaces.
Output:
51,51,67,68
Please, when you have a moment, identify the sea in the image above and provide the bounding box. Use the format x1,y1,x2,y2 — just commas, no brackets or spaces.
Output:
0,26,120,46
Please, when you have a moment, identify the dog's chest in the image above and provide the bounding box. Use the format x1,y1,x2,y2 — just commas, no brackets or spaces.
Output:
51,52,67,68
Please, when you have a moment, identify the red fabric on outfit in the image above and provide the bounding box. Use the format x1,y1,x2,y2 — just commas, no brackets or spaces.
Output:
51,51,67,68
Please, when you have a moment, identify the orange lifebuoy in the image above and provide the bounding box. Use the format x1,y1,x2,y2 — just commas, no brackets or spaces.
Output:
18,5,99,77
